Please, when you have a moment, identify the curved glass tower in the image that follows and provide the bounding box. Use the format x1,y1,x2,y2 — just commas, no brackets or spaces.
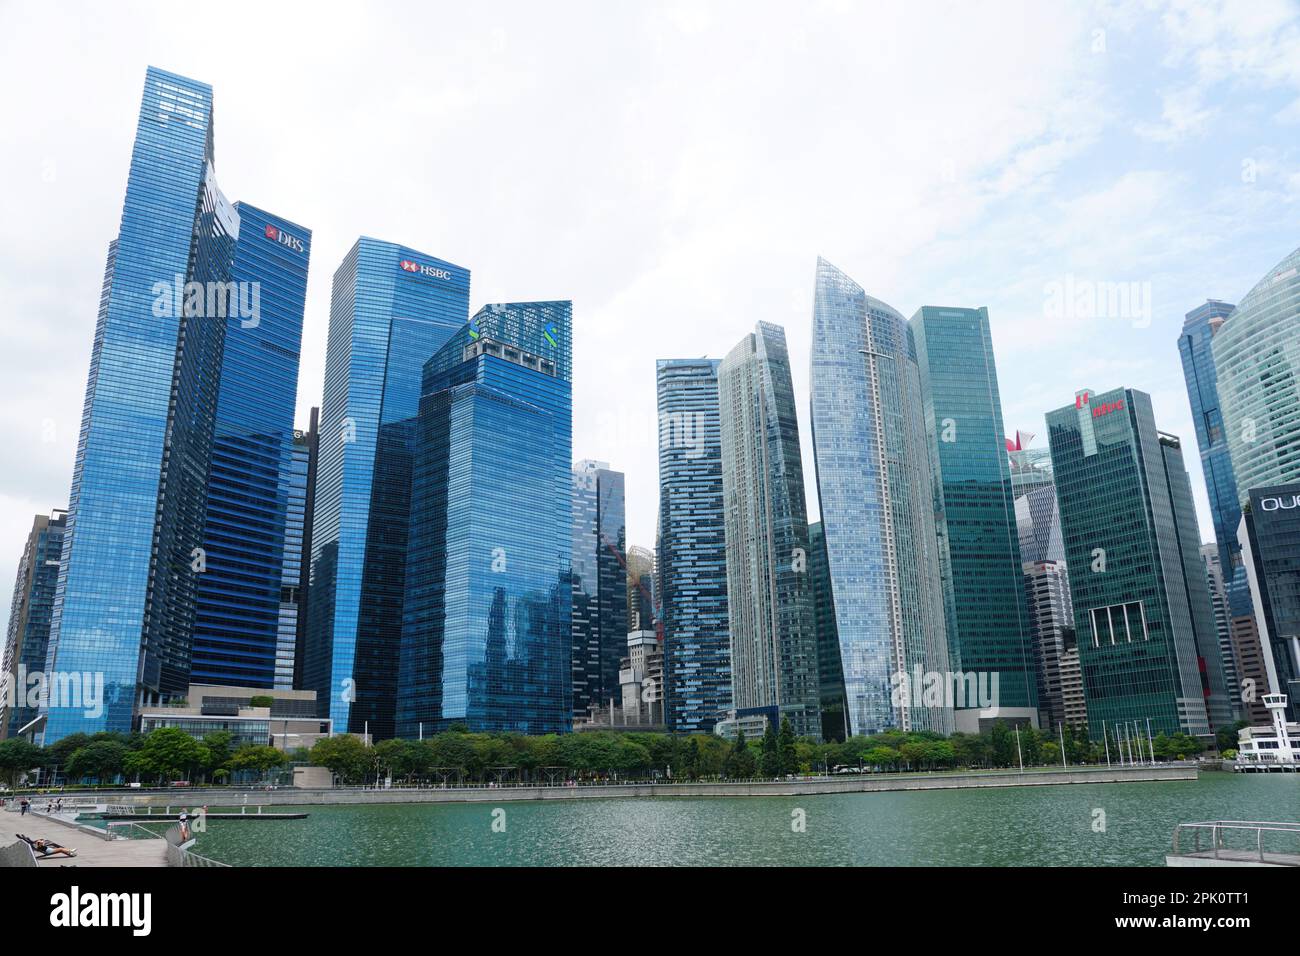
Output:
809,259,952,736
1214,245,1300,499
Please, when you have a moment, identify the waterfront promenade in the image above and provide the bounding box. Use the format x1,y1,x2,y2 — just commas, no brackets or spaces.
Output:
0,809,166,867
83,764,1197,810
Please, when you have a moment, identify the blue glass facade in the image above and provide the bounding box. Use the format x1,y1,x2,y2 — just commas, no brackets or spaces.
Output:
303,239,470,737
809,259,952,736
718,322,820,737
45,68,239,742
911,306,1038,722
397,303,573,735
656,358,731,733
276,426,313,689
571,460,628,720
192,205,311,688
2,513,66,739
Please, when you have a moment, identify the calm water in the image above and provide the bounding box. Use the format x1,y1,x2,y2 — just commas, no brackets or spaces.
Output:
191,773,1299,866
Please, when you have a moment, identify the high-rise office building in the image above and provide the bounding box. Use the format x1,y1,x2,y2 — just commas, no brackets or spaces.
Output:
1,512,67,739
1214,245,1300,505
302,239,470,738
656,358,731,733
1239,484,1300,721
808,521,845,739
44,68,245,741
397,302,572,735
912,306,1037,729
292,408,320,691
1023,561,1085,734
571,460,628,720
191,205,311,688
1201,543,1243,720
809,259,952,736
718,322,820,738
1047,387,1232,738
276,419,316,690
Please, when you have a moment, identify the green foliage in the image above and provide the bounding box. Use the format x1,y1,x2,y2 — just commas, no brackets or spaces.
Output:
308,735,371,784
0,739,44,787
124,727,209,783
248,695,276,709
65,740,129,782
227,745,287,777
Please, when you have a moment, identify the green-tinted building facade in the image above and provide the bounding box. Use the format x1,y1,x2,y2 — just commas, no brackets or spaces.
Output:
1046,387,1232,739
911,307,1038,729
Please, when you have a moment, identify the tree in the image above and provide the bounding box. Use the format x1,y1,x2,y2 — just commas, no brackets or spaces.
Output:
126,728,209,783
309,735,371,784
201,731,234,778
989,721,1016,767
759,723,780,777
723,730,756,779
228,745,287,782
249,695,275,709
65,740,128,783
0,739,43,787
1216,720,1248,755
777,717,798,776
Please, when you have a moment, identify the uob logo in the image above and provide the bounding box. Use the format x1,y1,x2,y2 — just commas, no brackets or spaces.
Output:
264,224,305,253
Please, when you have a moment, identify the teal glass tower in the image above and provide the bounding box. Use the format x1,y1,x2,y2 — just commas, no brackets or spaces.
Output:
911,306,1038,729
1047,387,1232,738
397,302,572,735
44,68,239,741
718,322,820,737
303,239,470,738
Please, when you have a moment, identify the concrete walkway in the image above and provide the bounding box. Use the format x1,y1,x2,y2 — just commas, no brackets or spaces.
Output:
0,808,167,867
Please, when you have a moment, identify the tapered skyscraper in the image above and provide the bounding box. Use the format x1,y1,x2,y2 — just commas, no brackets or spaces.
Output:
571,461,628,720
718,323,820,737
809,259,952,736
44,68,242,741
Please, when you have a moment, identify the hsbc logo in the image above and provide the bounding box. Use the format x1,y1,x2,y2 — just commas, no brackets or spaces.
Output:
264,224,305,254
399,259,452,281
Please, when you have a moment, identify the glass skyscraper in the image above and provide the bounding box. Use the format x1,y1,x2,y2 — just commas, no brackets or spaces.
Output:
809,259,952,736
718,322,820,737
191,205,311,688
2,512,66,739
1240,484,1300,719
303,239,470,738
808,521,844,739
656,358,731,733
44,68,241,742
276,421,315,690
1047,387,1232,738
1214,245,1300,504
911,306,1037,729
397,303,573,735
571,460,628,720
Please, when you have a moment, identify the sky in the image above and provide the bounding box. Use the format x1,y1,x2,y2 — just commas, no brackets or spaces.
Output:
1,0,1299,639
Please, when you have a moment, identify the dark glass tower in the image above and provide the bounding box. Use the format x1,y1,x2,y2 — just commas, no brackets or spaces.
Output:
808,521,845,739
44,68,240,741
718,322,820,737
656,358,731,733
2,512,67,739
911,306,1038,728
1240,484,1300,719
1047,387,1232,738
570,460,628,720
191,205,311,688
397,303,573,735
303,240,470,738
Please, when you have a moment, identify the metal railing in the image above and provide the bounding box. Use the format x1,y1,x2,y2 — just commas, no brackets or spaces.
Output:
107,821,168,841
162,824,229,868
1172,821,1300,864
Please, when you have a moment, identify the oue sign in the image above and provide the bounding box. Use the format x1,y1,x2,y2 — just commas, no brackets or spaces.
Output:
1259,495,1300,512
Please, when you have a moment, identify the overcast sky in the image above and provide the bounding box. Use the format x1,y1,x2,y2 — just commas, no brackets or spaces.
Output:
2,0,1299,640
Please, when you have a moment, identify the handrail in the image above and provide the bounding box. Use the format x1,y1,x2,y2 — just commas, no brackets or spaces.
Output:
1172,821,1300,863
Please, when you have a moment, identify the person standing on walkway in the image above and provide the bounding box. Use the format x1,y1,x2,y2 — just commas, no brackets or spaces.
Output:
20,798,29,816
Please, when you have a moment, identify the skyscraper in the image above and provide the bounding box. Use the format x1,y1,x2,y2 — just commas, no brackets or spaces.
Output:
1214,245,1300,503
808,521,845,739
1047,387,1232,738
1200,543,1242,720
302,240,470,738
625,545,657,633
292,407,320,692
397,302,572,735
191,205,311,688
911,306,1037,729
44,68,242,741
571,460,628,720
656,358,731,733
2,512,66,739
718,322,820,738
1239,484,1300,720
809,259,952,736
276,419,316,690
